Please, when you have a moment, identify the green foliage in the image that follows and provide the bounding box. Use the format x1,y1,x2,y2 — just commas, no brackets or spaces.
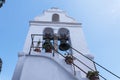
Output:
87,71,99,79
0,0,5,8
37,40,41,45
0,58,2,72
65,55,73,64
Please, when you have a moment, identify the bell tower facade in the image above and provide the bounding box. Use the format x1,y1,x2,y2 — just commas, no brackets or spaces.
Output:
12,8,97,80
23,7,91,55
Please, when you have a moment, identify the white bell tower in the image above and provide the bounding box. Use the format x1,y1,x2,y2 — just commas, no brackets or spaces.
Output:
12,8,98,80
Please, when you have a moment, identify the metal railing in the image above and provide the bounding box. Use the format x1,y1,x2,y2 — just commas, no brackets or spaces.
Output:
71,47,120,80
29,34,120,80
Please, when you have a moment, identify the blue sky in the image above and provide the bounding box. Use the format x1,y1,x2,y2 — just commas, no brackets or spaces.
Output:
0,0,120,80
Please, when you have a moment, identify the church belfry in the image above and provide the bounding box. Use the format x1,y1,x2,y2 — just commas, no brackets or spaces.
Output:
12,8,98,80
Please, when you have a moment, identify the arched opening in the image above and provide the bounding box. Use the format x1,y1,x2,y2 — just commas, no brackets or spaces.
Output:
43,27,54,53
58,28,71,52
58,28,69,39
43,27,54,39
52,14,59,22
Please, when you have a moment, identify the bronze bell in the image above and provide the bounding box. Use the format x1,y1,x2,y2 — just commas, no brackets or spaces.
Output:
59,39,70,51
42,39,53,52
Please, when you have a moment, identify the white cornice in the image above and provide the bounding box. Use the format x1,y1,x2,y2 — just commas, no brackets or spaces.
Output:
29,21,82,27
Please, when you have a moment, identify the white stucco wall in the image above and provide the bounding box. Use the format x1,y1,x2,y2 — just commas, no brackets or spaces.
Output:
19,55,78,80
